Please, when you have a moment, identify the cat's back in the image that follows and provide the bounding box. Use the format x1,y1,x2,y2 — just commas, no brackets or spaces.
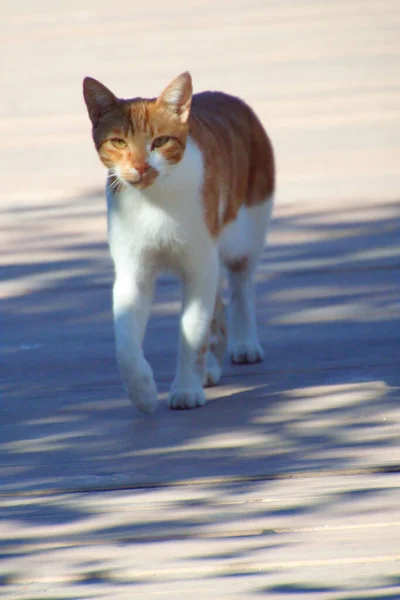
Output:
190,91,255,134
189,89,273,176
191,90,246,114
189,90,274,234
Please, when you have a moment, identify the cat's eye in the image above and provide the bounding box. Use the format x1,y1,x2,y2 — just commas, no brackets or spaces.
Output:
111,138,127,149
152,136,171,149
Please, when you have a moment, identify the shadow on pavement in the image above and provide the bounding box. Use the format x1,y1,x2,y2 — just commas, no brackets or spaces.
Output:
0,193,399,596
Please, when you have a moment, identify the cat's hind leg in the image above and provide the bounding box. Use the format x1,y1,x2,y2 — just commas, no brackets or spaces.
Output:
203,294,227,387
227,263,263,364
222,198,273,364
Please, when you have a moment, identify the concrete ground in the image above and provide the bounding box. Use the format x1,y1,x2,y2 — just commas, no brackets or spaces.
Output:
1,1,399,598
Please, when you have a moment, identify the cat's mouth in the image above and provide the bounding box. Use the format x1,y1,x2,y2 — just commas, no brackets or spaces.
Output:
108,166,159,193
129,174,158,189
124,167,159,189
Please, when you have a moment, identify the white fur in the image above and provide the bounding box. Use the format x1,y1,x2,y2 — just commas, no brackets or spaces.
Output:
108,135,273,412
147,145,170,174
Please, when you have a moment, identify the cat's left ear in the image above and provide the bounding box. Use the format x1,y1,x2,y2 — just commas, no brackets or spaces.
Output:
83,77,118,125
157,72,193,124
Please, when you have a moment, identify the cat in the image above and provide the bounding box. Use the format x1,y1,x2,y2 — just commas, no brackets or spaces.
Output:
83,72,275,413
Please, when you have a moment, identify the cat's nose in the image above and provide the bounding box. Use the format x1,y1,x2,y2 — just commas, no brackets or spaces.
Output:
133,163,149,177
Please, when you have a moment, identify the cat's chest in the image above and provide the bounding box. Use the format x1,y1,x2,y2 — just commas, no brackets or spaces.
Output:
108,192,183,250
106,138,211,272
107,183,209,275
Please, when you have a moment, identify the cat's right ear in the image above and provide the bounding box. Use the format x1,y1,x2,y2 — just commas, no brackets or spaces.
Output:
83,77,118,125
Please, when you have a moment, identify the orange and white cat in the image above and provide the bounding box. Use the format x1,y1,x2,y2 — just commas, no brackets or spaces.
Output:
83,72,274,413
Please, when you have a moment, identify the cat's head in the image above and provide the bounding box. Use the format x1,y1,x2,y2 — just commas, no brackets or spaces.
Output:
83,72,192,190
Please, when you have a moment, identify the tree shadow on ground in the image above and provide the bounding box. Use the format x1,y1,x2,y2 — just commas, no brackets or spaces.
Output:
0,194,399,597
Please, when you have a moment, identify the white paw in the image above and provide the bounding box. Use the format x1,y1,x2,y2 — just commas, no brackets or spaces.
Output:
126,371,158,414
230,341,264,364
168,386,206,410
203,351,222,387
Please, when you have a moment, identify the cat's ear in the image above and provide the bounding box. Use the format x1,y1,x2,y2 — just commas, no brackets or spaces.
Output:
83,77,118,125
157,72,193,124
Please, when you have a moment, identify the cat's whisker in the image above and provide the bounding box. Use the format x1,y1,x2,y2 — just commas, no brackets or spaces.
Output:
107,171,126,193
107,177,119,192
109,182,121,194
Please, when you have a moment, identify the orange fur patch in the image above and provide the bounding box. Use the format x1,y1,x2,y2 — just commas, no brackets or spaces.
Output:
189,92,274,236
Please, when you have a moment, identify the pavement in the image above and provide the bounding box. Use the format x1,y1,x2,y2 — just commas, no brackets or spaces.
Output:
1,1,400,598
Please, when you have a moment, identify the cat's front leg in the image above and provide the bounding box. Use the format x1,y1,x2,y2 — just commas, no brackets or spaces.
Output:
169,250,219,409
113,272,157,414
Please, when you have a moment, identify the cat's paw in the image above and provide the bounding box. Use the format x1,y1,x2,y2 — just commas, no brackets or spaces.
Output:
203,351,222,387
126,371,158,414
168,386,206,409
230,341,264,365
